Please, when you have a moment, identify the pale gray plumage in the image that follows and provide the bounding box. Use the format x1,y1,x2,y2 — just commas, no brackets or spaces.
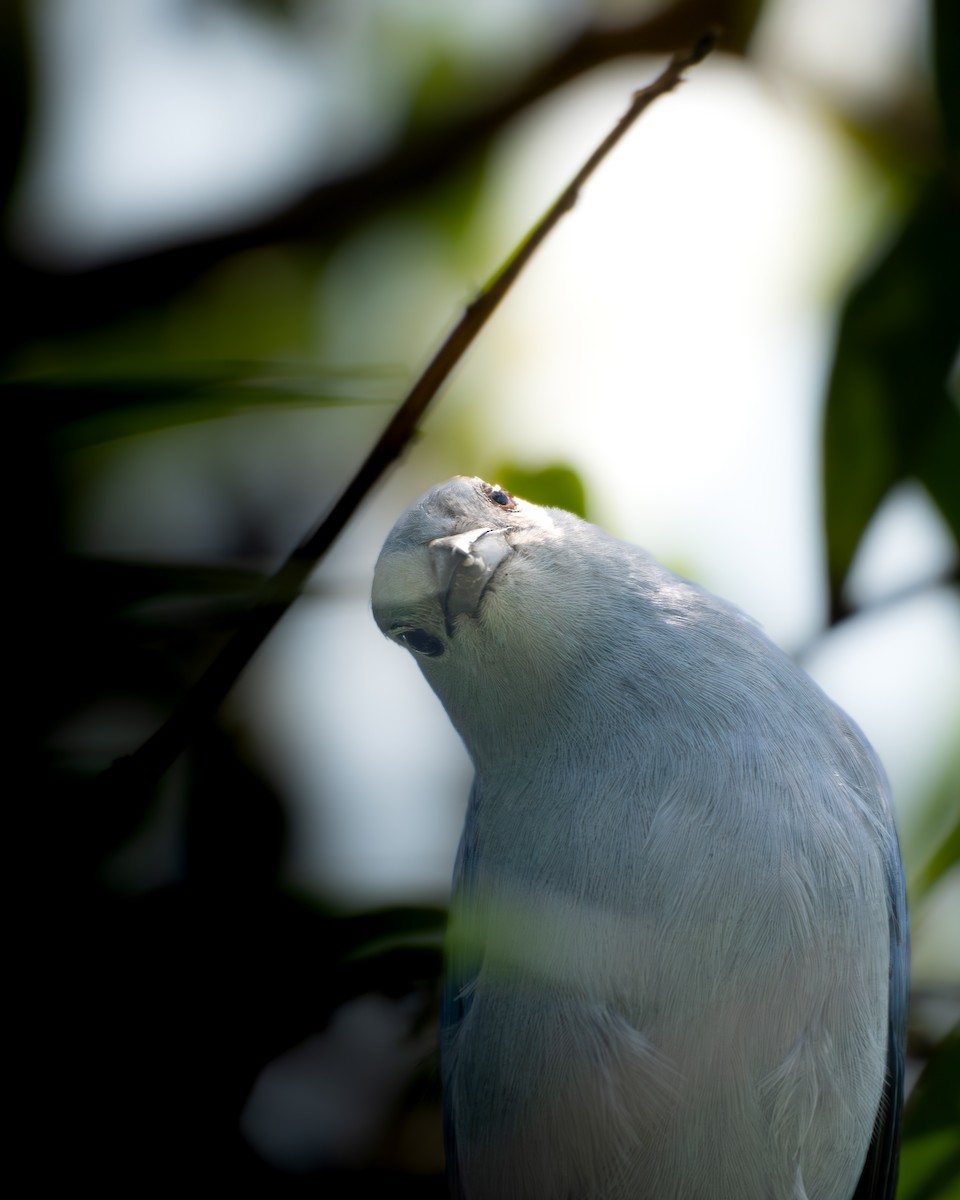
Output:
372,476,907,1200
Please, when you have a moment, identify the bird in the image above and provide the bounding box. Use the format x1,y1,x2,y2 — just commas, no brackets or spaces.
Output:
371,475,908,1200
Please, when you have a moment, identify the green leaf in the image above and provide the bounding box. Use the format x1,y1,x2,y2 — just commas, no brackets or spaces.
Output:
823,182,960,606
898,1026,960,1200
5,364,398,447
905,736,960,902
913,816,960,904
492,461,588,518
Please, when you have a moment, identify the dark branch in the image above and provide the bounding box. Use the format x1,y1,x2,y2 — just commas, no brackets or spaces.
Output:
2,0,745,354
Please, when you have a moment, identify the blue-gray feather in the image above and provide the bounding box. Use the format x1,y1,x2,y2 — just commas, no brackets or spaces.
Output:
372,476,908,1200
853,843,909,1200
441,780,482,1200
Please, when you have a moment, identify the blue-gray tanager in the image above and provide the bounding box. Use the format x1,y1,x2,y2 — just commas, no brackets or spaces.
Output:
372,476,907,1200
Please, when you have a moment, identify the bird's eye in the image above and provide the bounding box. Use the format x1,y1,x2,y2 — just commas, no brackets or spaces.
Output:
481,481,518,510
398,629,445,657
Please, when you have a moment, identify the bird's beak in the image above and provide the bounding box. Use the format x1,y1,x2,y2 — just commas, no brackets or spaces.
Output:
429,526,513,628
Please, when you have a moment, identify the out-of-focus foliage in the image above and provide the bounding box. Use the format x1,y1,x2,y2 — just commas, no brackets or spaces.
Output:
818,12,960,1183
820,6,960,1187
823,0,959,617
18,364,400,447
8,0,957,1194
493,461,589,518
905,732,960,905
823,186,960,606
897,1027,960,1200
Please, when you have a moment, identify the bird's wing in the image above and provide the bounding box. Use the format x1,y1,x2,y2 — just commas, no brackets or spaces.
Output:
853,832,909,1200
440,779,483,1200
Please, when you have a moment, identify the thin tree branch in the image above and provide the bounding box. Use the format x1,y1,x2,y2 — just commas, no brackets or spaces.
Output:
94,34,718,799
3,1,744,354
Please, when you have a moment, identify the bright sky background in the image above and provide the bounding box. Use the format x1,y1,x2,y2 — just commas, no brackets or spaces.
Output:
18,0,958,981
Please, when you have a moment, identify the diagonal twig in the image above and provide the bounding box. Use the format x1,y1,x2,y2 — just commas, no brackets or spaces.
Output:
95,32,718,799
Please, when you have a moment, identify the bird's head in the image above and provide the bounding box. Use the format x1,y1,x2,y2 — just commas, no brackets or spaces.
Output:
372,476,523,647
372,476,608,756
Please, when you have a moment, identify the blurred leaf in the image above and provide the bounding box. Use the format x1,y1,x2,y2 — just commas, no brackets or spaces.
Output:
905,738,960,902
933,0,959,161
413,152,491,249
336,904,447,961
7,364,399,446
297,903,446,1025
823,0,960,610
898,1025,960,1200
822,181,960,607
67,556,267,634
493,461,588,517
911,816,960,904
